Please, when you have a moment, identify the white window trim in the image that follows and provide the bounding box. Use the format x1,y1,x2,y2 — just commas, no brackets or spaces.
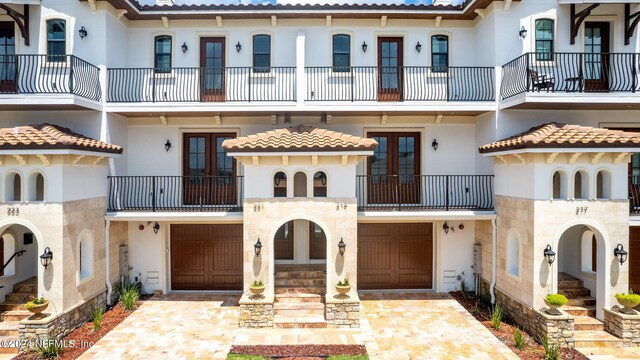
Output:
250,31,274,76
329,31,354,77
39,14,73,67
151,31,176,71
529,14,557,66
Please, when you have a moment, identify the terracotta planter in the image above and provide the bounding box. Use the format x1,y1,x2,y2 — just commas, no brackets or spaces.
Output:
616,298,640,314
25,301,49,315
249,286,265,296
336,285,351,295
544,298,563,316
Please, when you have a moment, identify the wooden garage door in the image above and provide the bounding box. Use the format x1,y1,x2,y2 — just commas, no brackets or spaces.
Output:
630,226,640,293
358,223,433,289
171,224,243,290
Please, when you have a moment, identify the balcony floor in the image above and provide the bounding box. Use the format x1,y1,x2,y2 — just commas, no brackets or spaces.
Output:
500,92,640,110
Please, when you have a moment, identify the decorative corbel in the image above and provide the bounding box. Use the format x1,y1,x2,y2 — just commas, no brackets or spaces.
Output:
570,4,599,45
0,5,29,46
625,4,640,46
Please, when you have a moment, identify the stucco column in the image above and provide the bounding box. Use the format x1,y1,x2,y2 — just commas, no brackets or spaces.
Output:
294,219,309,264
296,31,306,106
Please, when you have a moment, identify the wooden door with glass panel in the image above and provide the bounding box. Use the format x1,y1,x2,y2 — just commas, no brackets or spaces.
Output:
183,133,236,206
200,37,225,101
0,22,15,93
367,133,420,207
584,22,610,92
377,37,403,101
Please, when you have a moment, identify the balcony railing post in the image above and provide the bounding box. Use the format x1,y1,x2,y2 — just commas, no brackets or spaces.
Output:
525,53,531,92
248,68,252,102
152,70,156,103
633,53,638,93
351,67,354,102
445,175,450,211
68,56,74,95
152,176,157,212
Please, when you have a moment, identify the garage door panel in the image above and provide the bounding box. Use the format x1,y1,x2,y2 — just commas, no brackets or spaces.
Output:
358,241,392,270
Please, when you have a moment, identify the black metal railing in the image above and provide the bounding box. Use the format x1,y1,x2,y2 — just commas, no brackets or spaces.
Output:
630,176,640,215
107,67,296,102
501,52,640,99
107,175,244,212
306,66,495,102
0,54,101,101
356,175,494,211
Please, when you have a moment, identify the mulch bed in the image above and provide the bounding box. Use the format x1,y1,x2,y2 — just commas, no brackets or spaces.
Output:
230,345,367,359
450,291,588,360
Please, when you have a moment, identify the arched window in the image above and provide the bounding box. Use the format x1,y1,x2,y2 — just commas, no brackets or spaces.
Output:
313,171,327,197
78,230,94,281
293,172,307,197
6,173,21,202
506,230,520,277
253,34,271,72
28,172,45,202
581,230,597,273
431,35,449,73
552,170,566,199
46,19,66,61
574,170,589,199
274,172,287,198
596,170,611,199
535,19,554,61
332,34,350,72
154,35,172,73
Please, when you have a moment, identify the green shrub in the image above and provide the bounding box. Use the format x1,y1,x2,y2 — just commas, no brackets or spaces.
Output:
226,354,267,360
460,277,468,299
119,281,141,311
541,337,560,360
615,291,640,305
514,329,525,350
91,306,106,331
34,339,64,358
337,277,350,287
250,280,264,288
491,303,503,330
544,294,568,307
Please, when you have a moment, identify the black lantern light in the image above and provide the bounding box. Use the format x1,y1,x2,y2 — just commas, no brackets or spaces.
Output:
78,26,88,39
432,139,439,151
153,222,160,234
443,222,450,234
165,139,172,152
254,238,262,256
543,244,556,266
415,42,422,53
614,243,628,265
320,173,327,186
338,238,346,256
519,26,528,39
236,42,242,53
362,41,368,53
40,247,53,269
181,42,188,54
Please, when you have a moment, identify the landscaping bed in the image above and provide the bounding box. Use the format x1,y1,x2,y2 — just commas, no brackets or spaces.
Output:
450,291,588,360
228,345,368,360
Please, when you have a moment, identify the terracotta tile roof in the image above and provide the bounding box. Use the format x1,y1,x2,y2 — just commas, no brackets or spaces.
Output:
479,122,640,154
221,125,378,153
0,124,123,154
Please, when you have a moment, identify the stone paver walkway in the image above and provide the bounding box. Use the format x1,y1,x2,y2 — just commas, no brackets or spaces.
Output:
578,347,640,359
78,292,518,360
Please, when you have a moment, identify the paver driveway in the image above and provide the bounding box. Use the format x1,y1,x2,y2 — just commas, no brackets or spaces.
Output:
78,292,518,360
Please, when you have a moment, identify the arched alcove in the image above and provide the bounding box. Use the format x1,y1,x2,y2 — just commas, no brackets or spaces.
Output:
574,170,589,199
313,171,327,197
595,170,611,200
552,170,567,199
5,172,22,202
28,172,45,202
293,172,307,197
274,171,287,198
506,229,521,277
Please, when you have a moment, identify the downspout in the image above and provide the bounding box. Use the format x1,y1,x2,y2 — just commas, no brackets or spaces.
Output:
490,217,497,304
105,219,112,306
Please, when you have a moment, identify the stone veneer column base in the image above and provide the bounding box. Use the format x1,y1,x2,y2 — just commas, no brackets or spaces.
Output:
604,307,640,347
325,293,360,328
18,291,107,351
239,294,274,328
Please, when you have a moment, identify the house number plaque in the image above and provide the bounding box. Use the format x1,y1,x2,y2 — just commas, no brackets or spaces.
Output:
6,207,19,216
575,206,588,215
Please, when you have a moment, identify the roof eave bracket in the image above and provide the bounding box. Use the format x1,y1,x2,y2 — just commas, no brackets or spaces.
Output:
625,4,640,46
0,4,29,46
570,3,600,45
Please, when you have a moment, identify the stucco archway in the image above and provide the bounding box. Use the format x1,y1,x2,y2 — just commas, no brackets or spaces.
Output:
0,219,44,304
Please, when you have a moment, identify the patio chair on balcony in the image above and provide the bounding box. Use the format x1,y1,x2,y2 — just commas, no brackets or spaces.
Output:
528,68,554,92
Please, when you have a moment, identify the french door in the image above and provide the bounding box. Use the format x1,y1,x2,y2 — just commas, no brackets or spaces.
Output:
182,133,236,205
0,22,16,93
584,22,610,92
200,37,225,101
367,132,420,205
377,37,403,101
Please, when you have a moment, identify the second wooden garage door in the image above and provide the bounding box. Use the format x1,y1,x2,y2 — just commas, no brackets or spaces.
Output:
171,224,243,290
358,223,433,289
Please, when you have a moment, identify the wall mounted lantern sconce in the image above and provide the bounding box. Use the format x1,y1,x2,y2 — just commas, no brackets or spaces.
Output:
415,42,422,53
153,222,160,234
40,247,53,269
254,238,262,256
181,42,188,54
519,26,528,39
320,173,327,186
443,222,450,234
543,244,556,266
78,26,88,39
432,139,439,151
361,41,368,53
165,139,172,152
236,42,242,53
338,238,346,256
614,243,628,265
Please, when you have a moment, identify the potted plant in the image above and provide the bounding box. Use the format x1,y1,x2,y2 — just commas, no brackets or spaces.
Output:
615,290,640,314
544,294,568,315
25,296,49,316
249,280,265,296
336,277,351,296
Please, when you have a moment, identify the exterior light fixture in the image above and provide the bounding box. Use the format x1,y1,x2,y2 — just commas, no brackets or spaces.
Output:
519,26,528,39
543,244,556,266
236,42,242,53
614,243,628,265
165,139,172,152
415,42,422,53
432,139,439,151
40,247,53,269
78,26,88,39
338,238,346,256
362,41,368,53
254,238,262,256
181,42,188,54
153,222,160,234
320,173,327,186
442,222,450,234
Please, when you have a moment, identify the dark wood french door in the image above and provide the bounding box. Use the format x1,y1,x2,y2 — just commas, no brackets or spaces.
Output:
630,227,640,293
183,133,236,206
200,37,225,102
377,37,403,101
309,222,326,260
367,132,420,205
0,22,15,93
274,220,294,260
584,22,610,92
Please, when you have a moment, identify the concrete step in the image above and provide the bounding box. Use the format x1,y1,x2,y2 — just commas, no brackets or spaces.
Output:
0,303,26,312
558,273,584,289
567,296,596,307
559,287,592,298
275,294,324,303
0,322,20,337
5,293,34,303
0,336,19,354
564,305,596,317
12,283,37,294
275,287,325,295
274,302,325,317
274,271,326,280
574,316,604,331
273,314,327,329
0,310,31,322
274,278,326,287
574,331,624,348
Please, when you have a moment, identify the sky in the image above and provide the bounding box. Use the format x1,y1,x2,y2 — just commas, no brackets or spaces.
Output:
140,0,435,5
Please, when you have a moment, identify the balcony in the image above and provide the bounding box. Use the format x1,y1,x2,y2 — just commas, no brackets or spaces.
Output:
356,175,494,211
501,52,640,109
630,176,640,216
107,176,244,212
0,54,101,108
